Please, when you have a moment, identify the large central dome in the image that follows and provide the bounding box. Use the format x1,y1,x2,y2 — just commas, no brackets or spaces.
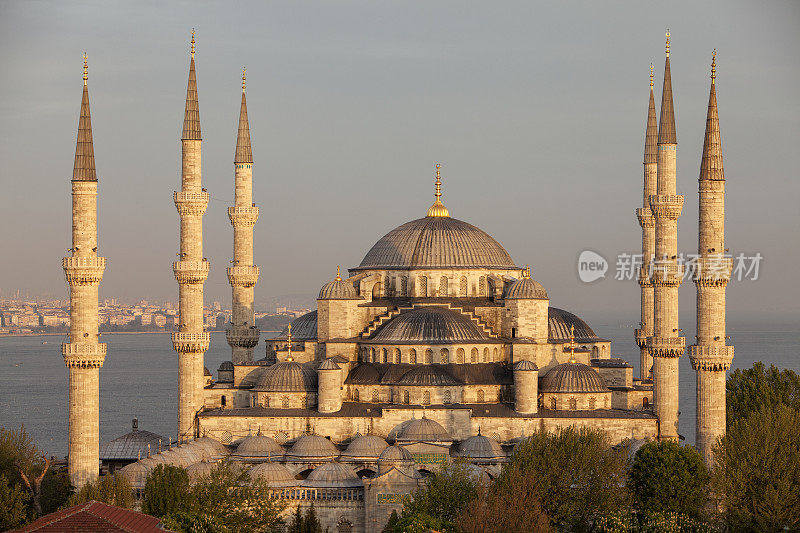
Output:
354,216,516,270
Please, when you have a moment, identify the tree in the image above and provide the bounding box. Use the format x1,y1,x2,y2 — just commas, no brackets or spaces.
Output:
496,427,630,532
68,473,134,509
713,404,800,532
628,441,709,519
0,473,30,530
39,467,72,515
595,510,713,532
0,426,53,516
142,464,193,518
726,362,800,425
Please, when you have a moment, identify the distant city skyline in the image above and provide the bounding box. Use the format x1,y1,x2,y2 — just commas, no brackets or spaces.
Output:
1,1,798,325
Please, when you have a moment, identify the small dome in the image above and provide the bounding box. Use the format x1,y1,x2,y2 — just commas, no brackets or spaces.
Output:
303,461,363,488
340,435,389,461
377,445,415,474
319,268,359,300
505,276,548,300
204,366,212,376
249,463,296,488
397,366,460,386
233,435,284,459
540,362,608,393
397,417,451,443
457,434,505,460
548,307,601,342
513,360,538,371
192,437,229,459
276,311,318,340
318,358,341,371
286,434,339,461
218,361,234,371
254,361,317,392
118,461,149,486
186,460,215,481
371,307,489,344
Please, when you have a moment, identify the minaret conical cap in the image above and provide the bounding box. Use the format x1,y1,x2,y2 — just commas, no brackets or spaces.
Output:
73,54,97,181
658,33,677,145
234,70,252,163
644,67,658,164
181,32,201,140
700,51,723,182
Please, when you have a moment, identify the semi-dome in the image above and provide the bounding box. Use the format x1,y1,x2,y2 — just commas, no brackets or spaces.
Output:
505,269,548,300
254,361,317,392
318,358,341,371
397,417,452,443
377,445,415,474
513,360,538,371
233,435,284,459
319,267,360,299
340,435,389,461
371,307,489,344
303,461,363,488
276,311,318,340
548,307,602,342
286,434,339,461
457,434,505,460
354,216,517,271
249,462,296,488
540,362,608,393
397,366,460,386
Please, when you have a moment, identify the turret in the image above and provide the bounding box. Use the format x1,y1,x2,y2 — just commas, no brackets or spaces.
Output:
317,266,362,348
504,266,549,367
513,360,539,414
689,51,734,465
317,358,343,413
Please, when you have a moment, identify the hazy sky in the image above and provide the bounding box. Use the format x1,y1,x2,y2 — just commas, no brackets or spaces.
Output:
0,1,798,325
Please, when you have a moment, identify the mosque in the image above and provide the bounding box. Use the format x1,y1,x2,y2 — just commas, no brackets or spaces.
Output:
63,31,732,532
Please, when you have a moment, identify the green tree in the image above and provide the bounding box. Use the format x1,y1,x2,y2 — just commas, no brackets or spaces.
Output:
142,464,193,518
39,467,72,515
0,426,53,516
301,505,322,533
68,473,134,508
496,427,630,532
628,441,709,519
0,473,31,530
713,404,800,532
287,506,304,533
595,510,713,532
726,362,800,425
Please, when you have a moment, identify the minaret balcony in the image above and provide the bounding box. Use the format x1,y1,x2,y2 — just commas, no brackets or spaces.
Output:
637,268,653,287
646,336,686,358
62,342,106,368
174,191,209,216
173,260,210,285
636,208,655,228
226,326,261,348
227,265,259,287
692,256,733,286
172,332,211,353
228,206,259,227
649,194,684,219
650,263,684,286
63,256,106,285
689,345,734,371
634,329,649,348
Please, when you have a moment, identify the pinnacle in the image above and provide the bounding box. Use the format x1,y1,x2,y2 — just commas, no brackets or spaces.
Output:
234,90,252,163
657,57,677,145
182,56,202,140
73,84,97,181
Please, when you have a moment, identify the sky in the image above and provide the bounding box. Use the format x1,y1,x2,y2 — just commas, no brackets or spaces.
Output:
0,0,798,326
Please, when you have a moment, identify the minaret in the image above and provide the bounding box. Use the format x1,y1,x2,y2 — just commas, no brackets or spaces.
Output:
172,31,210,441
647,32,685,441
635,64,658,381
689,51,733,464
226,68,260,364
62,54,106,488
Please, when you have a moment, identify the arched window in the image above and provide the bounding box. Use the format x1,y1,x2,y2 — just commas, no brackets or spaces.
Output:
371,348,376,363
282,396,289,409
550,397,557,410
439,276,449,296
385,276,393,296
440,348,449,364
471,348,478,363
221,395,226,407
569,397,577,410
493,348,498,361
479,276,487,296
423,391,431,405
419,276,427,297
372,389,379,403
592,346,599,358
589,397,596,409
394,348,401,364
460,276,468,296
372,282,382,299
643,397,649,409
425,349,433,364
409,349,417,364
401,276,408,296
382,348,388,364
353,389,359,402
403,390,410,404
483,348,489,362
477,389,485,403
444,390,452,404
602,345,607,356
456,348,465,364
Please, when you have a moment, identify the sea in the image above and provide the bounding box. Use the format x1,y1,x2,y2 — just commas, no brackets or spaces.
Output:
1,321,797,458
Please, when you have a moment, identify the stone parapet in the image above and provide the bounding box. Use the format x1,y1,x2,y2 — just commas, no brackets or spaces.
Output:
63,256,106,285
173,260,210,284
637,267,653,287
226,326,261,348
228,206,259,227
174,191,209,216
172,331,211,353
227,265,259,287
649,194,684,219
634,329,649,349
689,345,734,371
636,208,655,228
62,342,106,368
647,336,685,358
650,262,684,286
692,256,732,286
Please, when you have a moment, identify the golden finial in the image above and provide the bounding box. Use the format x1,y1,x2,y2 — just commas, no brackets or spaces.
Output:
286,323,293,361
83,53,88,86
711,49,716,84
336,265,341,281
567,324,576,363
650,63,654,89
242,67,246,92
665,30,670,57
191,29,195,58
426,163,450,217
522,265,531,279
435,163,441,201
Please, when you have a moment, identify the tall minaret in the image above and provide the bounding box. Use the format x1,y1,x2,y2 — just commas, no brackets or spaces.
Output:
62,54,106,489
635,64,658,381
647,32,685,441
172,31,210,441
689,51,733,465
226,69,260,364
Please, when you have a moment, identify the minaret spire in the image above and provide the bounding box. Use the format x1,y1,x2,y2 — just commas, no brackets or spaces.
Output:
426,163,450,217
182,30,201,141
658,32,676,145
234,68,253,164
73,55,97,182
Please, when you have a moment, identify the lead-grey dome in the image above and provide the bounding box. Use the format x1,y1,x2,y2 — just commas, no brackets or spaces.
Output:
302,462,363,488
254,361,317,392
249,463,296,488
371,307,489,344
318,277,359,300
548,307,601,342
354,216,517,271
397,366,460,386
377,445,415,474
286,434,339,461
340,435,389,460
397,417,452,443
540,362,608,393
457,434,504,460
276,311,318,340
233,435,284,459
505,277,548,300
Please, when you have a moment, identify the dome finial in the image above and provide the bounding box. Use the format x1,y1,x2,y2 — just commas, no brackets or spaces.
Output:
426,163,450,217
650,63,654,89
82,53,88,86
711,49,716,84
191,29,195,58
567,324,576,363
522,265,531,279
286,323,293,362
336,265,341,281
242,67,246,92
665,30,670,57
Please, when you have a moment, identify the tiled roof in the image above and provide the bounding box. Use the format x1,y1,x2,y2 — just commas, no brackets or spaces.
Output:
15,500,169,532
